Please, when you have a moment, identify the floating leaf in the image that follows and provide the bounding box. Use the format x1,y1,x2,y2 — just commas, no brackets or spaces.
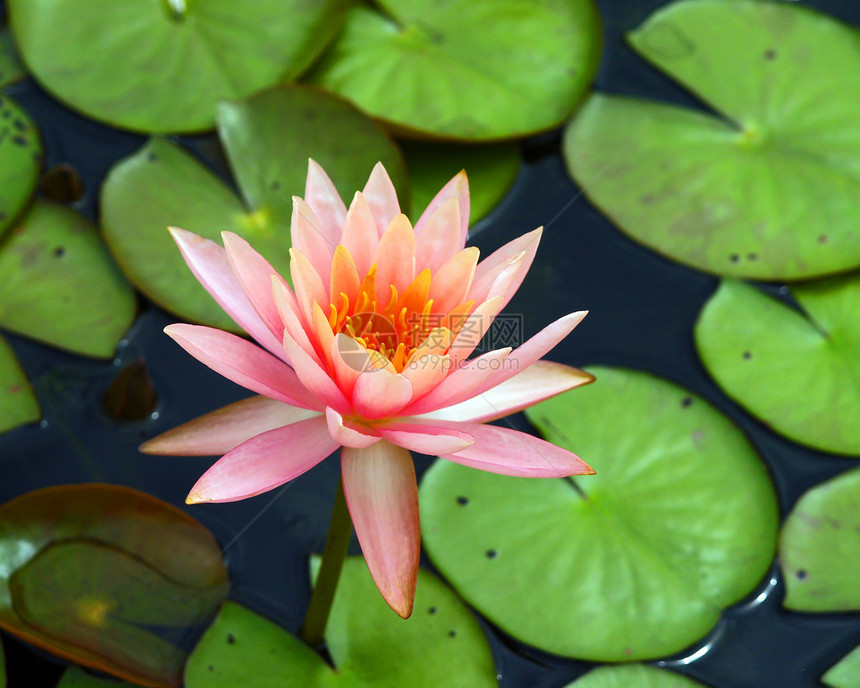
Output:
308,0,601,140
102,85,406,331
0,23,25,87
420,367,779,661
185,558,497,688
0,333,39,433
780,467,860,612
823,644,860,688
564,0,860,279
8,0,348,133
0,484,229,688
57,666,136,688
695,277,860,455
0,95,41,237
401,140,520,224
0,201,135,358
564,665,709,688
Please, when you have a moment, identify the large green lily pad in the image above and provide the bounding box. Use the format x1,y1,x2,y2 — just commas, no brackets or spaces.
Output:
308,0,601,141
695,277,860,455
8,0,348,133
0,23,25,87
0,96,41,237
0,484,229,688
401,140,520,224
57,666,136,688
0,333,39,433
420,366,779,661
823,644,860,688
563,0,860,280
780,467,860,612
101,85,406,331
185,558,497,688
564,665,709,688
0,201,135,358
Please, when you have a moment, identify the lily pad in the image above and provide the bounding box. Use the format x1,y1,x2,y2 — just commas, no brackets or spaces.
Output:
694,276,860,455
823,644,860,688
780,467,860,612
101,85,406,331
185,557,497,688
0,95,41,237
0,333,39,433
308,0,601,140
400,140,520,224
8,0,348,133
564,665,709,688
57,666,136,688
563,0,860,279
0,484,229,688
0,23,25,87
420,366,779,661
0,201,135,358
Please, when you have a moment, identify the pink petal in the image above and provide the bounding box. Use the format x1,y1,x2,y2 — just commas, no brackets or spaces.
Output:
447,296,504,367
140,396,320,456
325,407,381,448
403,347,512,415
352,369,413,420
291,197,335,283
430,247,479,315
330,333,364,395
414,170,469,249
168,228,287,361
419,361,595,423
373,214,415,295
165,324,320,410
290,247,329,325
186,416,336,503
469,227,542,308
341,192,378,278
378,422,473,454
401,353,451,400
362,162,401,236
283,332,351,413
414,197,462,273
435,422,594,478
305,159,346,247
273,277,323,366
341,441,420,618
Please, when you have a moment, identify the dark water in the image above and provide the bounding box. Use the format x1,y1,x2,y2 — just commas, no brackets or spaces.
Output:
2,0,860,686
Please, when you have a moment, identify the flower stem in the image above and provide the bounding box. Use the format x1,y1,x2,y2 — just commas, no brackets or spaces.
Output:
300,477,352,647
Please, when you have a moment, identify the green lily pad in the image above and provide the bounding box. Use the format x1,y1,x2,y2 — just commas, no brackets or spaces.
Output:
0,333,39,433
308,0,601,141
780,467,860,612
823,644,860,688
57,666,136,688
0,95,41,237
400,140,520,224
8,0,348,133
101,85,407,331
0,201,135,358
564,665,709,688
0,484,229,688
563,0,860,279
0,23,25,87
420,366,779,661
695,276,860,455
185,558,497,688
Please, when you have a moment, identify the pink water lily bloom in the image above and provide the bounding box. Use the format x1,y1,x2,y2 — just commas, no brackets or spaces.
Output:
141,161,594,618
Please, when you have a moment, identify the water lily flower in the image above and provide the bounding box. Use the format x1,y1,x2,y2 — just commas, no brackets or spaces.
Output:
141,161,594,618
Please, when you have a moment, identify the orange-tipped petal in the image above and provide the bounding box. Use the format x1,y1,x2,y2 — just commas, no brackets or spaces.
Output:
186,416,336,503
341,192,378,277
341,442,420,618
140,396,320,456
414,197,462,273
414,170,469,249
329,244,361,309
164,324,320,410
305,159,346,246
373,214,415,295
469,227,542,308
168,227,287,361
283,332,351,413
325,407,381,448
290,247,329,325
352,369,413,420
430,247,479,315
362,162,401,236
272,277,322,366
292,197,334,281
